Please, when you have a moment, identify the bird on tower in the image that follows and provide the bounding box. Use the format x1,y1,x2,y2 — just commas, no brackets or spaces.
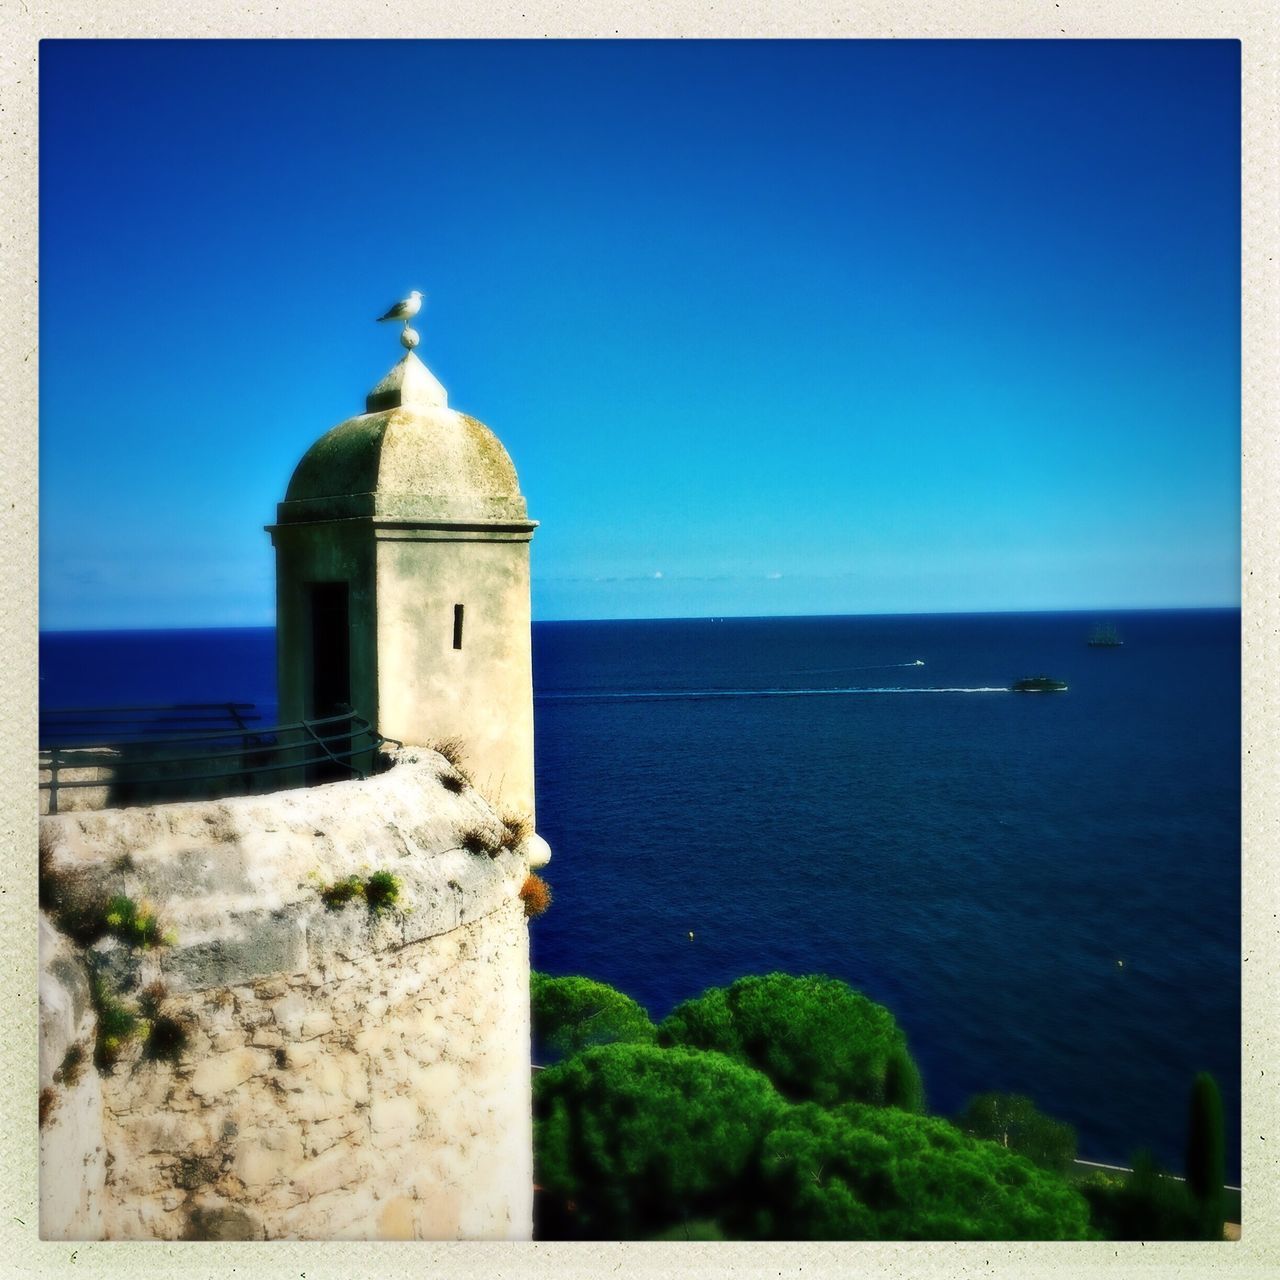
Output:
376,290,424,324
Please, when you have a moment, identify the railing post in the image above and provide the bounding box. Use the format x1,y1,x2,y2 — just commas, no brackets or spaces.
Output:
48,747,59,816
302,717,348,774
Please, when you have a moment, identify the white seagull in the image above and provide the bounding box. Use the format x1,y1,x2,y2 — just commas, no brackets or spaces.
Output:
376,290,424,324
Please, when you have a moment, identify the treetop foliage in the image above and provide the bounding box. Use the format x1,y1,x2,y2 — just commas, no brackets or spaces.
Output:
658,972,923,1110
751,1102,1095,1240
530,971,657,1062
529,970,1211,1242
534,1042,784,1238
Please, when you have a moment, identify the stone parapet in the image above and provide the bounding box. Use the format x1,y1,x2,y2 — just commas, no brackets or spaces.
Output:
38,748,537,1240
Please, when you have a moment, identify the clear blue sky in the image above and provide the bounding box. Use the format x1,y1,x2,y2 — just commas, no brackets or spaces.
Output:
39,39,1240,629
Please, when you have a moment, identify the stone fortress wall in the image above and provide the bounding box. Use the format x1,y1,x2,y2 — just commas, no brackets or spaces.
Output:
38,748,537,1241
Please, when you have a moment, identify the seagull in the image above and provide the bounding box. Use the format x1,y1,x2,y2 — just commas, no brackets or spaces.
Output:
376,290,424,324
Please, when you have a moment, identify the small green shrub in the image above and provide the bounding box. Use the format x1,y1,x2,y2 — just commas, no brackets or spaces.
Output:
531,972,655,1062
319,871,402,914
320,875,365,909
364,870,401,914
103,895,170,948
39,1087,58,1128
659,973,923,1110
40,884,173,950
90,972,140,1071
439,772,467,794
958,1093,1077,1175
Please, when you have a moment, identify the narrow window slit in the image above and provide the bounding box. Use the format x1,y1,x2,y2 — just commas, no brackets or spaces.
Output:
453,604,465,650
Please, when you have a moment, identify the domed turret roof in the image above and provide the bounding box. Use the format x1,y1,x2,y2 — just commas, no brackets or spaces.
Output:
277,352,530,526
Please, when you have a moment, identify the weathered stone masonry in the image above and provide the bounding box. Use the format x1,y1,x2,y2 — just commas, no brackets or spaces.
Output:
38,750,535,1241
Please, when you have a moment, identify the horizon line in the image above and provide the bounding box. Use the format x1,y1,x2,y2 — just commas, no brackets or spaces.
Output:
38,602,1243,635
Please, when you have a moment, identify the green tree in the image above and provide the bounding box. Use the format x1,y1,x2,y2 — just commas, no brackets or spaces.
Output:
957,1092,1077,1175
534,1042,785,1238
1081,1152,1202,1241
1185,1072,1226,1239
658,973,923,1110
530,972,656,1063
747,1103,1094,1240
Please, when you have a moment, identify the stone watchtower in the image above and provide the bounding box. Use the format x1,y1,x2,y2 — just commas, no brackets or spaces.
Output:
38,305,545,1242
268,329,538,821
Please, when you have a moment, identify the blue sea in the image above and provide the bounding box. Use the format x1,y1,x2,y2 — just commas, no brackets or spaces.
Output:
39,609,1241,1178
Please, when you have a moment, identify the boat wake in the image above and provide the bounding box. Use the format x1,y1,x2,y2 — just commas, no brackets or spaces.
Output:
782,660,927,675
536,685,1009,704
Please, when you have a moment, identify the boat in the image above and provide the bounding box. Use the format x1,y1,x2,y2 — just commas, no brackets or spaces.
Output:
1087,623,1123,648
1011,676,1068,692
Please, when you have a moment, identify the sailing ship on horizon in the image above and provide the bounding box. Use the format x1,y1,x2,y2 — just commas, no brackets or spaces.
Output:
1088,622,1124,648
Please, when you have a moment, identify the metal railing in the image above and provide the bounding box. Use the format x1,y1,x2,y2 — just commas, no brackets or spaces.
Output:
39,701,262,746
39,705,399,815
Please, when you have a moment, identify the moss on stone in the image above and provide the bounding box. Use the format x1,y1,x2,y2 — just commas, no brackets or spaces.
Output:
318,871,402,915
90,971,140,1072
364,870,401,914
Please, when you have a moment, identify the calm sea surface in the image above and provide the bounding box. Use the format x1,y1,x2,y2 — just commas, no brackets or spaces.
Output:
39,610,1241,1177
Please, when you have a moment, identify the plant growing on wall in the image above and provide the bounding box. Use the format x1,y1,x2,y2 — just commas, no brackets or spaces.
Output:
431,739,474,791
501,813,532,851
319,875,366,908
520,873,552,919
54,1042,86,1088
364,870,401,914
430,737,468,769
318,871,403,914
459,825,504,857
138,980,190,1064
103,895,172,948
90,971,141,1071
